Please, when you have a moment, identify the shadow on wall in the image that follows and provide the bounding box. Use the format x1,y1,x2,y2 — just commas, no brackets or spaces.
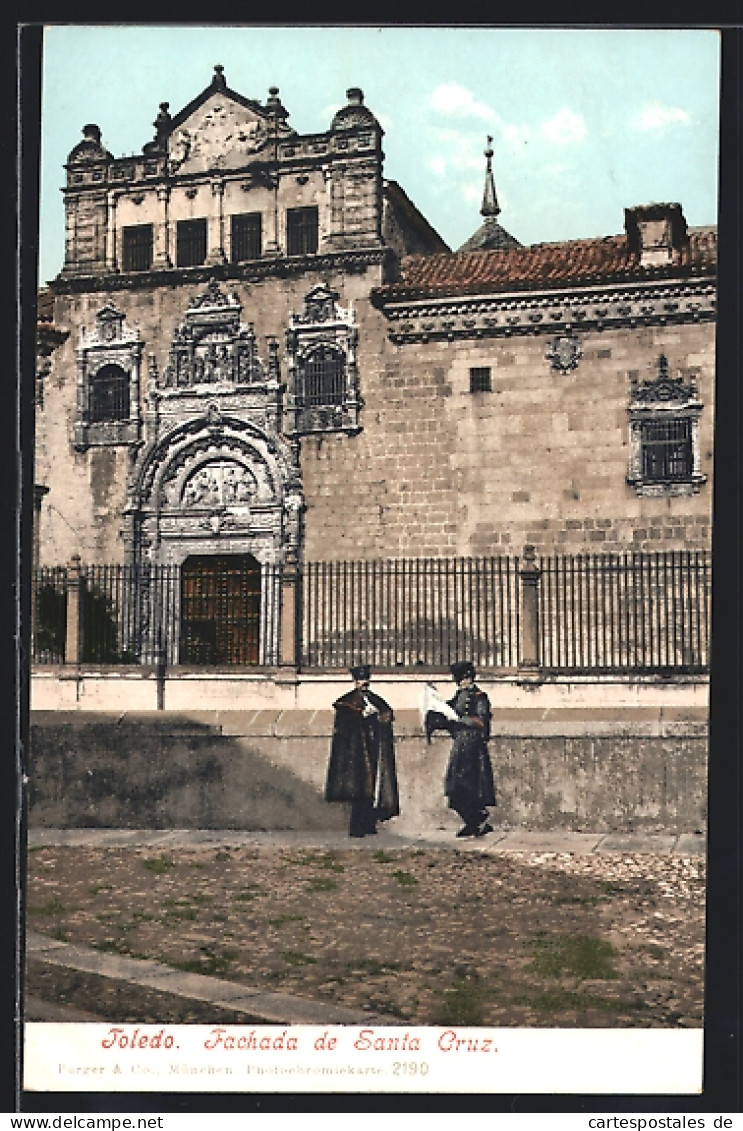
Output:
27,711,708,834
27,714,348,832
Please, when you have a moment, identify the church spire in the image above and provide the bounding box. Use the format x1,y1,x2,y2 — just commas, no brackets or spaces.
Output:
456,135,521,253
481,136,501,218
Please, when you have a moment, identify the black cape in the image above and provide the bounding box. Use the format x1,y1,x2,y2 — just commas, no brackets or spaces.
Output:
324,688,400,820
427,685,496,812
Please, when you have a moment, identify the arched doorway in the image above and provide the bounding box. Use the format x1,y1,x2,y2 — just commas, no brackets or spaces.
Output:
180,553,262,665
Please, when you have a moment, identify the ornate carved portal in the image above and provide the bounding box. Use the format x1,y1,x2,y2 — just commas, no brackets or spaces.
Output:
123,280,304,664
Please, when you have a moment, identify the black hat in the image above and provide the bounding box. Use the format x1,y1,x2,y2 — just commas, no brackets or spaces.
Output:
350,664,371,681
450,661,475,682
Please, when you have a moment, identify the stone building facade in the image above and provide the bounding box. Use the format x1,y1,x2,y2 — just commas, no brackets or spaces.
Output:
35,65,716,575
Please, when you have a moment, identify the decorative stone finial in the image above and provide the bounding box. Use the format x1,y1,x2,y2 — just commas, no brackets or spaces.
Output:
213,64,226,89
154,102,171,133
82,124,102,143
481,135,500,218
266,86,289,122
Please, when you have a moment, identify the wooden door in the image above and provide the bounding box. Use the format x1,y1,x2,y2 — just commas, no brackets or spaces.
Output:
180,554,261,665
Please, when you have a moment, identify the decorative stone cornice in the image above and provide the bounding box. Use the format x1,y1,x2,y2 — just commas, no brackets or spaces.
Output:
51,247,394,296
378,277,716,343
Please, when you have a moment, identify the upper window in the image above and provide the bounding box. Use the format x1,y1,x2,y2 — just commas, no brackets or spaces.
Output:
469,367,492,393
121,224,153,272
72,304,142,451
177,218,207,267
298,345,346,408
640,419,692,483
627,355,706,497
284,284,362,437
231,213,262,262
286,207,319,256
89,365,130,423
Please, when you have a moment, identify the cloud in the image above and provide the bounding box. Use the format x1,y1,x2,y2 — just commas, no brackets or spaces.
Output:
429,82,497,122
502,123,533,153
426,126,491,178
426,154,448,178
636,103,691,130
540,107,587,145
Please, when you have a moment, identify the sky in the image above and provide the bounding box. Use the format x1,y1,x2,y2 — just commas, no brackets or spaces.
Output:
35,25,721,285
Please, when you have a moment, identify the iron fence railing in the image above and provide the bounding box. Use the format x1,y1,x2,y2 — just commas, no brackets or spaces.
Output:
31,566,67,664
301,556,519,669
538,550,711,673
31,550,712,675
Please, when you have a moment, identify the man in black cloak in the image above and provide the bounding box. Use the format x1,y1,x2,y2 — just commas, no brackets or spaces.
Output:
425,661,496,838
324,664,400,838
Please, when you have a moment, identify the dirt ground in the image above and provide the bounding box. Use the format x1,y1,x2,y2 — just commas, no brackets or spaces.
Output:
24,842,705,1028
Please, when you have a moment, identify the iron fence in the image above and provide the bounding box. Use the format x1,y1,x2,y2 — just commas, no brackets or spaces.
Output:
301,556,519,669
31,566,67,664
31,550,711,675
539,550,711,673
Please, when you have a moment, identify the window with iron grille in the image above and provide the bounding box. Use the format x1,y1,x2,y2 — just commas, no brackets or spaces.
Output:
298,345,346,407
640,418,692,482
470,366,492,393
177,218,208,267
231,213,262,262
121,225,153,272
88,365,130,423
286,207,319,255
627,356,706,497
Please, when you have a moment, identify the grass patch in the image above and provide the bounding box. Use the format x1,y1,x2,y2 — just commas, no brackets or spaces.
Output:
90,883,114,896
235,884,267,901
392,870,418,888
169,947,238,977
600,882,629,897
527,934,620,980
432,969,486,1026
160,902,197,922
269,915,306,928
372,850,396,864
286,851,345,873
513,989,644,1016
307,877,339,892
93,938,135,957
142,856,176,875
354,958,402,976
282,950,317,966
555,895,609,907
28,899,68,916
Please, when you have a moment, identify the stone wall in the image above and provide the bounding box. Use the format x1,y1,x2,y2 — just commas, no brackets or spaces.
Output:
37,277,714,566
28,707,708,835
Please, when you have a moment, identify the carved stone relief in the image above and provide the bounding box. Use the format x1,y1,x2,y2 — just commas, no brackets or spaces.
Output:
125,279,303,569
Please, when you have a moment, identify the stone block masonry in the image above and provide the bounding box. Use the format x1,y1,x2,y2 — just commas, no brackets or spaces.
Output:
28,706,708,836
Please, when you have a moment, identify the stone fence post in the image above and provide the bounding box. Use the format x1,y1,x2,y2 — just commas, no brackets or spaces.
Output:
64,554,85,666
279,565,299,668
518,544,542,683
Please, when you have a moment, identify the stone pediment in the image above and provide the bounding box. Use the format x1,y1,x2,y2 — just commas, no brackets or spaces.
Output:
168,92,274,173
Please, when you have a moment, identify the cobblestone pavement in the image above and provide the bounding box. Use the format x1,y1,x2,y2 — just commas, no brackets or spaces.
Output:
24,830,706,1029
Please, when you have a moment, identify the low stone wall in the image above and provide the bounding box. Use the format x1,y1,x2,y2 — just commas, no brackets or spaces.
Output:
27,707,708,835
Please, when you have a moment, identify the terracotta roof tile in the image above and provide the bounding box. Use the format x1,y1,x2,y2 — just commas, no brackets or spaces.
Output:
375,227,716,303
